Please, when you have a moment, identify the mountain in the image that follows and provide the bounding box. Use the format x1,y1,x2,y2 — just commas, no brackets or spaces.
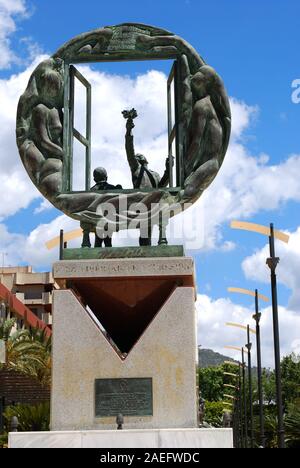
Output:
198,348,237,368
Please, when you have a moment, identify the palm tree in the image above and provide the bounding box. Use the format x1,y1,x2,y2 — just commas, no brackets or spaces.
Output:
0,319,51,388
285,402,300,448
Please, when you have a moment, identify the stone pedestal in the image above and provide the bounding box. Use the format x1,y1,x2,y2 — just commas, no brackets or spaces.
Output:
51,257,198,431
9,428,233,449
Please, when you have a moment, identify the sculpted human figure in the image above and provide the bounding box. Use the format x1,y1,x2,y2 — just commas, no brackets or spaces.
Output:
91,167,122,248
124,109,171,245
17,24,231,244
18,60,64,198
180,56,231,202
124,109,170,190
134,29,231,203
91,167,122,192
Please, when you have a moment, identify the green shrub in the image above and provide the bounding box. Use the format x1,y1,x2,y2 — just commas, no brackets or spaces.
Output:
285,402,300,448
0,432,8,449
3,402,50,432
204,401,225,427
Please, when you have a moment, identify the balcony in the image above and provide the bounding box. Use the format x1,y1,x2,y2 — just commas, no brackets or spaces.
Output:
15,272,54,286
15,292,52,305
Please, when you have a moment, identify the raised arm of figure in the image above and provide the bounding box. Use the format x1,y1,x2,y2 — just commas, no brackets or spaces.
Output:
125,118,139,173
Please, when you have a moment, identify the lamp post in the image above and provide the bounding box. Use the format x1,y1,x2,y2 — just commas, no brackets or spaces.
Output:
231,221,288,448
242,348,248,449
224,383,241,448
254,290,266,448
267,224,285,449
245,325,254,448
225,325,256,448
225,346,249,448
228,287,268,448
223,364,243,447
238,363,244,448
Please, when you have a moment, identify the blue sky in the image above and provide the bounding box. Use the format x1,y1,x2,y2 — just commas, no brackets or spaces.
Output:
0,0,300,366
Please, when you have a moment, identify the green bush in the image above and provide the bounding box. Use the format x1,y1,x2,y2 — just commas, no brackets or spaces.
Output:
204,401,225,427
3,402,50,432
285,401,300,448
0,432,8,449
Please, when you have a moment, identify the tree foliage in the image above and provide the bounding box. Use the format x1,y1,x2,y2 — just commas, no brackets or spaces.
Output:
0,319,51,387
281,354,300,406
204,401,224,427
4,402,50,432
199,363,239,402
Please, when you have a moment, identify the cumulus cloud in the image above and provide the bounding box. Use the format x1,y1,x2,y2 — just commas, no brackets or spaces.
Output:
0,55,300,255
72,65,168,191
0,54,49,219
197,118,300,250
0,46,299,364
197,294,300,368
0,215,77,269
0,0,30,69
242,227,300,311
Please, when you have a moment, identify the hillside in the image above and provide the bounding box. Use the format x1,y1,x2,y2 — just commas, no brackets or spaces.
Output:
199,348,236,368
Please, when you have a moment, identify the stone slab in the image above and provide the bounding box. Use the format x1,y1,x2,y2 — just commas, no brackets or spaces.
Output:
9,428,233,448
51,286,197,431
62,245,185,260
53,257,195,280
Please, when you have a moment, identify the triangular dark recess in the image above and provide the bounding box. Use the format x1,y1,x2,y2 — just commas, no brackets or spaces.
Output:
68,278,180,355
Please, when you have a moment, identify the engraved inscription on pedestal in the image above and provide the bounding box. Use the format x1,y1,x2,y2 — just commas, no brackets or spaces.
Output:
53,258,194,279
95,378,153,417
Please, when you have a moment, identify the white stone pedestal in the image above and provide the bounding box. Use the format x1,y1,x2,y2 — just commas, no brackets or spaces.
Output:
51,257,198,431
9,428,233,448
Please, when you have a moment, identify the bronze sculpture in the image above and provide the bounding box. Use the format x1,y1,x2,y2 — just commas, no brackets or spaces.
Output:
123,108,170,190
16,23,231,247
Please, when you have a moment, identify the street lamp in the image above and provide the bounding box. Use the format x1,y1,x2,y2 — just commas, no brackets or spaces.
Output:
228,287,269,447
224,372,239,378
223,367,243,447
231,221,289,448
224,361,240,367
226,323,256,448
225,346,249,448
224,384,239,390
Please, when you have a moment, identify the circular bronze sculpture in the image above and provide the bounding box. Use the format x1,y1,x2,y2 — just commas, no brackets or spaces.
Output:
16,23,231,243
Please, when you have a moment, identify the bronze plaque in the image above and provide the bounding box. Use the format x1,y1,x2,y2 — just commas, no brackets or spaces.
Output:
95,378,153,417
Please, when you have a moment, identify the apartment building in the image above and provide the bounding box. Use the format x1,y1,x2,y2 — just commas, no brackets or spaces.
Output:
0,266,55,325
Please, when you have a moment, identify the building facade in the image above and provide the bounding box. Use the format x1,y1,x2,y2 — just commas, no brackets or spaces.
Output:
0,266,55,325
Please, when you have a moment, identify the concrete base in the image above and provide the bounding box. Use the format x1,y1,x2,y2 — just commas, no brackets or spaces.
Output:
51,257,198,431
9,428,233,449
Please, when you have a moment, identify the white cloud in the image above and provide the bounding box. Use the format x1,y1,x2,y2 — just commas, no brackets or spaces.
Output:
1,57,299,232
242,227,300,311
0,57,299,260
0,54,49,219
34,199,53,214
230,97,258,140
197,293,300,368
197,135,300,250
72,66,168,191
0,215,77,269
0,0,29,69
0,58,168,219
